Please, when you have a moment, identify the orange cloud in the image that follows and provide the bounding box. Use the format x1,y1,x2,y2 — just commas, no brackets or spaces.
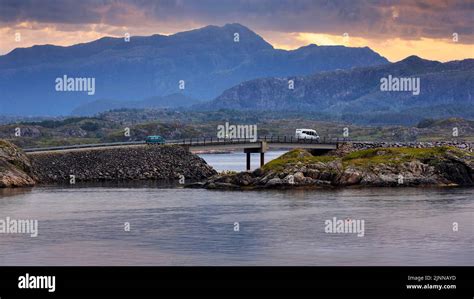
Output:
262,31,474,62
1,24,472,63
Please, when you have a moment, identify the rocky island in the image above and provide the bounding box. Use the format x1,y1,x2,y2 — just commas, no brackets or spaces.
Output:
198,145,474,189
1,138,473,190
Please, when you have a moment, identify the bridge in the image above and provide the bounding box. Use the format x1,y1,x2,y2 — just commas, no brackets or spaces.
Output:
23,136,345,171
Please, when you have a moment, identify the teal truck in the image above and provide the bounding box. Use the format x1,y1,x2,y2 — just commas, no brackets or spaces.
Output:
145,135,166,144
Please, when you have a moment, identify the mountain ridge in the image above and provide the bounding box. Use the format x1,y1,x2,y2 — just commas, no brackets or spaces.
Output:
200,56,473,125
0,23,389,116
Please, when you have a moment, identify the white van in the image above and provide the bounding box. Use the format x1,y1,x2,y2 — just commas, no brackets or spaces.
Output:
295,129,320,140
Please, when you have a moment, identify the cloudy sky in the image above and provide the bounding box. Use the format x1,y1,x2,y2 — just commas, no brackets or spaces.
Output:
0,0,472,62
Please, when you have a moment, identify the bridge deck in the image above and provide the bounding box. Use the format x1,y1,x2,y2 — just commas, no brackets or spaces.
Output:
23,136,346,153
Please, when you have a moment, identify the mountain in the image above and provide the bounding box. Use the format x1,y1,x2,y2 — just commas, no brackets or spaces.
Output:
202,56,474,125
0,23,388,116
71,93,199,116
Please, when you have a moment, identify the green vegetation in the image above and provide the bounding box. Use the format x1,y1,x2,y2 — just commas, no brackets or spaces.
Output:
417,118,437,128
80,121,100,131
19,117,98,128
417,117,474,129
263,149,336,171
343,147,445,167
263,146,472,172
1,110,473,148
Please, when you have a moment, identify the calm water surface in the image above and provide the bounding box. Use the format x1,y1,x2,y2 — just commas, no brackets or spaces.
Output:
198,151,285,172
0,152,472,266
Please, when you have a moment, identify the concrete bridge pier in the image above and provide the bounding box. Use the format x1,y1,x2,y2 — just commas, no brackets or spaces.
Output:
244,141,268,171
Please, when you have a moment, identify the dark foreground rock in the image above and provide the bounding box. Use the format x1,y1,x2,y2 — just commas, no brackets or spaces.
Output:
28,145,216,184
0,140,36,187
199,146,474,190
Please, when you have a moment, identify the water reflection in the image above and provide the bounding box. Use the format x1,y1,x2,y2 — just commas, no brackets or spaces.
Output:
0,187,33,198
0,186,472,266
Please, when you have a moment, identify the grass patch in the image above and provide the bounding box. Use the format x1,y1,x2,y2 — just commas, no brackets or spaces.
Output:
342,146,470,167
262,146,472,172
263,149,337,172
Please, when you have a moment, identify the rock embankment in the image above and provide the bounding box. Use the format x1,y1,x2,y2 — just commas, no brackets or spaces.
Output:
327,141,473,158
28,145,216,184
198,146,474,189
0,140,36,187
351,141,473,152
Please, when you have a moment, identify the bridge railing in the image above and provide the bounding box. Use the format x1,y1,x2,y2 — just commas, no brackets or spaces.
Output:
174,137,259,146
174,136,351,145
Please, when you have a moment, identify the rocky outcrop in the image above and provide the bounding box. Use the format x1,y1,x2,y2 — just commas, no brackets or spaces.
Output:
29,145,216,184
198,147,474,189
0,140,36,187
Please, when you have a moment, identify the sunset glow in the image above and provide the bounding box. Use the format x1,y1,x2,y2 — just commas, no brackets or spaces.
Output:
1,0,472,62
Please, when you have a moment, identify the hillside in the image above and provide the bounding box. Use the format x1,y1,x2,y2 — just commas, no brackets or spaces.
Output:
71,93,199,116
0,23,388,116
0,109,473,148
204,56,474,125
